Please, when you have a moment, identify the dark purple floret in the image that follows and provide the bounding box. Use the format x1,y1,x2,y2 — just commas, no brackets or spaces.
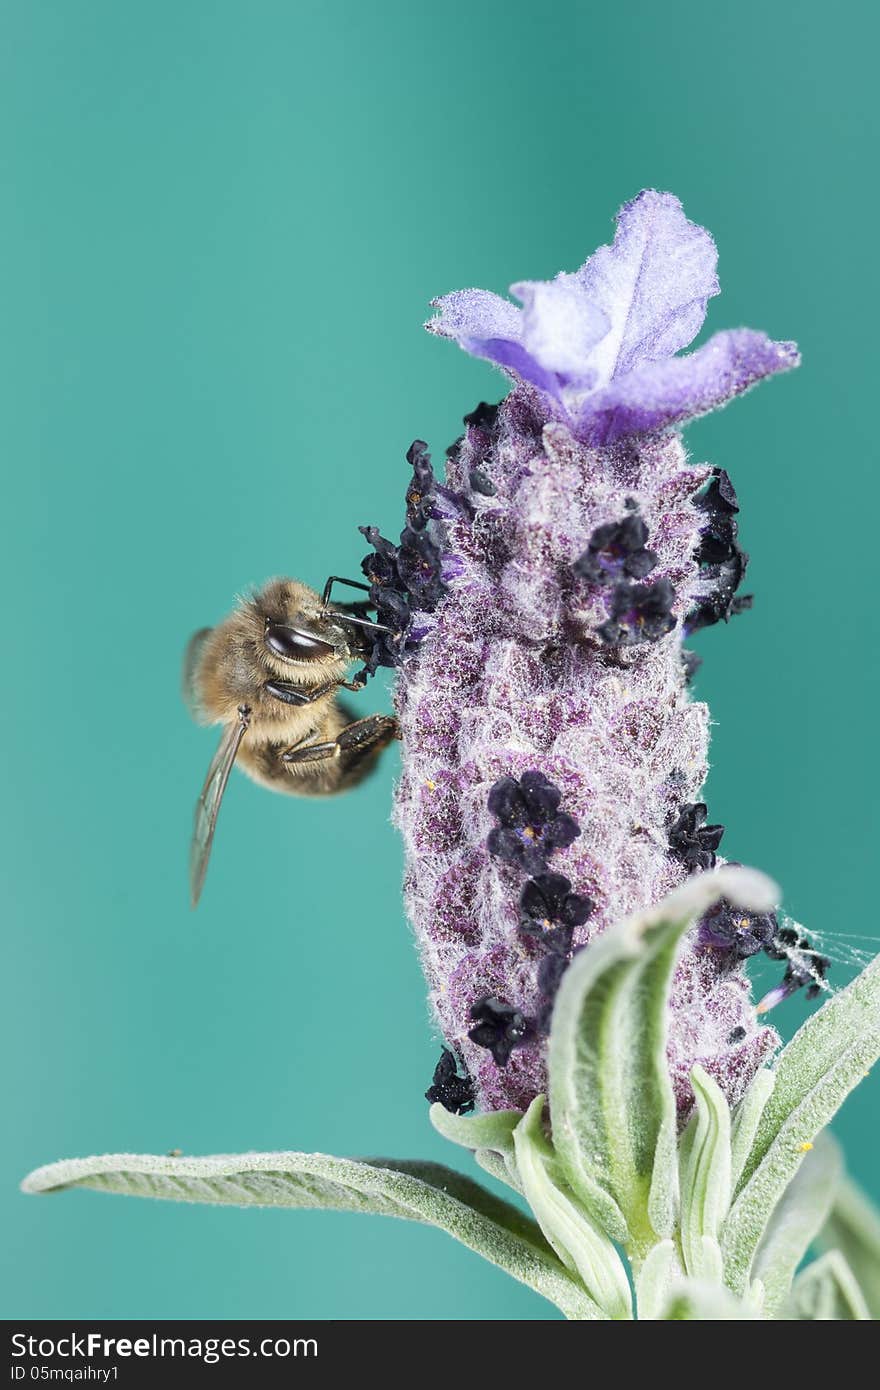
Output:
358,440,461,675
696,515,738,567
468,467,497,497
370,584,411,633
463,401,500,430
487,771,581,874
686,587,753,635
698,900,778,959
695,467,740,515
536,952,571,1035
758,926,830,1013
519,872,593,938
574,514,658,584
425,1048,475,1114
533,925,582,1034
468,996,530,1067
686,561,750,634
686,466,752,635
366,590,413,673
536,949,570,999
405,440,436,531
405,440,473,530
357,529,413,674
445,436,463,461
668,802,725,872
360,526,400,586
447,402,500,463
682,649,703,683
596,577,677,647
396,525,447,609
488,770,562,821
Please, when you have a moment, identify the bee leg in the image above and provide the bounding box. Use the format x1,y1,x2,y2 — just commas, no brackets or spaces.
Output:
281,714,399,768
280,739,338,766
264,676,349,707
321,575,372,607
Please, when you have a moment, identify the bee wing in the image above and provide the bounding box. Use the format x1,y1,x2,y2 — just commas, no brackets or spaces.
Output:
190,708,251,909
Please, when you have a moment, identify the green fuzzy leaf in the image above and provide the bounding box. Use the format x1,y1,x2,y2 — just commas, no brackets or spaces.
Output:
738,954,880,1190
512,1098,632,1320
722,954,880,1295
786,1250,871,1320
22,1150,596,1320
635,1239,683,1320
816,1175,880,1319
751,1131,842,1316
729,1068,776,1194
548,866,777,1255
659,1280,757,1320
679,1065,731,1281
429,1104,522,1191
474,1148,520,1191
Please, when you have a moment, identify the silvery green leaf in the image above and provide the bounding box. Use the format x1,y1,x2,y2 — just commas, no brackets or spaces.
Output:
22,1150,596,1321
786,1250,871,1320
548,865,777,1254
659,1280,757,1320
730,1068,776,1194
722,954,880,1295
635,1239,683,1320
512,1097,632,1320
816,1174,880,1318
679,1065,731,1280
751,1131,842,1316
474,1148,521,1191
738,954,880,1189
430,1103,522,1192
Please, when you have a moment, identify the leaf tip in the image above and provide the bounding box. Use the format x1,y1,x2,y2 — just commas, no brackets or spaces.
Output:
714,864,780,914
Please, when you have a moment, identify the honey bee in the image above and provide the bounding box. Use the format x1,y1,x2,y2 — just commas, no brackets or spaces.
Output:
183,576,399,907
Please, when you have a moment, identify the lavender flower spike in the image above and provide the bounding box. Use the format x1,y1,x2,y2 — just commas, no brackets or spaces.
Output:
428,190,799,445
396,191,801,1115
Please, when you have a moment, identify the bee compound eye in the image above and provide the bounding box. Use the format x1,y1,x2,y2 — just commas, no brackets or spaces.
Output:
264,623,336,662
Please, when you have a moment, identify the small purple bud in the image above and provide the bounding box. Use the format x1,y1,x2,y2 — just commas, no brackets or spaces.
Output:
668,803,725,873
596,577,677,647
698,901,777,959
425,1048,475,1114
574,514,658,584
468,997,530,1067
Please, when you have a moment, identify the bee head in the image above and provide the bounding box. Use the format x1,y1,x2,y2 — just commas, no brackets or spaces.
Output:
255,578,357,669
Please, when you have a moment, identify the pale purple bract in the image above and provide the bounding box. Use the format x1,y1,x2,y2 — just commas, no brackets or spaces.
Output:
427,191,798,445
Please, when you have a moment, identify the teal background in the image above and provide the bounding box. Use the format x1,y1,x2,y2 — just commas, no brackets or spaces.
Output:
2,0,877,1320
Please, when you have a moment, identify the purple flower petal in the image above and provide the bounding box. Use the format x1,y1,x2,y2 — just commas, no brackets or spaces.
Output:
426,287,522,343
575,329,800,446
511,277,608,382
426,289,559,398
427,283,604,400
575,190,719,383
467,336,565,398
